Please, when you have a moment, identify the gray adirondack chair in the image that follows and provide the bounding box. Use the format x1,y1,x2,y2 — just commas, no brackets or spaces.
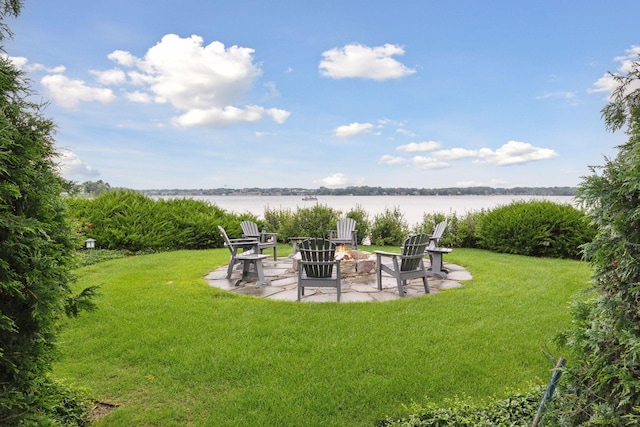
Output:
328,218,357,249
218,225,270,286
425,221,452,278
240,220,278,260
429,220,447,248
375,234,430,296
297,238,341,301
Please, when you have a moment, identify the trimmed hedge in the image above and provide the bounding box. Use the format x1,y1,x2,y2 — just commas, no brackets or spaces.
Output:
475,200,595,259
67,190,249,251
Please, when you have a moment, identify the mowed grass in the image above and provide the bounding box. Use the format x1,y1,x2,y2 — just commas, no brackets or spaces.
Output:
54,247,591,426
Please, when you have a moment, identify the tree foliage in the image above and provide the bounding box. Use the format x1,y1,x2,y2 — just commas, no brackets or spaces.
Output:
0,2,94,423
553,54,640,425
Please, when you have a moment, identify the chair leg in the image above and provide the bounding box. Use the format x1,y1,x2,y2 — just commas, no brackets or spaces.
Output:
376,268,382,291
226,257,235,279
396,277,405,296
422,276,430,294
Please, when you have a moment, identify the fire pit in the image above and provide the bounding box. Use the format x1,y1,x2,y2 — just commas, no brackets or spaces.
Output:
335,246,376,277
291,246,377,278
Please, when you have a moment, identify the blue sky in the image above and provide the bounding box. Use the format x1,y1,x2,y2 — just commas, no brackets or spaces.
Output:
4,0,640,190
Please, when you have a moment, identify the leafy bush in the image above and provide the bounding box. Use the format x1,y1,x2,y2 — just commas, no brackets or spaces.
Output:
263,206,295,242
67,190,244,251
370,206,409,246
0,32,96,425
380,388,543,427
290,204,341,239
475,200,595,259
549,54,640,426
346,204,370,244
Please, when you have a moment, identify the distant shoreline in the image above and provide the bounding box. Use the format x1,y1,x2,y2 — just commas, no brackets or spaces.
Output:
140,186,576,197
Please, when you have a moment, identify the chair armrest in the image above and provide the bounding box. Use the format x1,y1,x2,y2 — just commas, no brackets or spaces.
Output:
227,238,259,245
374,250,399,258
260,232,277,243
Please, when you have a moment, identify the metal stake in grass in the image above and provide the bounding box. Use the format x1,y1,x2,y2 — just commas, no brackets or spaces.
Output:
531,357,566,427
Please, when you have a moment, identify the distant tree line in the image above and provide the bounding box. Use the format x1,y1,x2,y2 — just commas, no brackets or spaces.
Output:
139,185,577,197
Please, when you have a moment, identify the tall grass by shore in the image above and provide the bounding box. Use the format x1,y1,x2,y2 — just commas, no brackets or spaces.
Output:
55,248,591,426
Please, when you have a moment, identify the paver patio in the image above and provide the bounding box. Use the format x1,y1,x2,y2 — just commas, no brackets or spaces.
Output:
205,255,472,302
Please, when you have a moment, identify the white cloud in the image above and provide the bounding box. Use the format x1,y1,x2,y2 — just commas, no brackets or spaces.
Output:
382,140,557,171
379,155,408,165
319,43,416,80
56,151,100,177
474,140,558,166
315,172,348,187
49,65,66,73
172,105,290,128
334,122,374,137
41,74,116,108
432,147,479,160
266,108,291,124
2,54,64,73
104,34,290,127
91,68,126,85
396,128,416,137
126,90,153,103
412,156,449,170
589,45,640,98
108,50,138,67
397,141,442,152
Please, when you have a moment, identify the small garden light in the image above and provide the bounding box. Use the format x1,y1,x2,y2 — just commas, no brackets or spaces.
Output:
85,238,96,251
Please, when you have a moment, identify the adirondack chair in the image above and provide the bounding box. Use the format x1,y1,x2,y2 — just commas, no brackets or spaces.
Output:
328,218,357,249
218,226,270,287
240,220,278,260
375,234,430,296
425,221,452,278
297,238,342,302
429,220,448,248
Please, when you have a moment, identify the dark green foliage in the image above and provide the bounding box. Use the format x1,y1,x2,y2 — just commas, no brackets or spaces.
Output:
551,55,640,425
66,190,241,251
370,206,409,246
475,200,595,259
381,388,542,427
0,27,93,424
263,205,295,241
413,211,485,248
291,204,341,239
345,204,370,244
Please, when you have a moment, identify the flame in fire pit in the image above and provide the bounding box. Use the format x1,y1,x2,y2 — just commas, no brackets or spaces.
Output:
335,245,353,260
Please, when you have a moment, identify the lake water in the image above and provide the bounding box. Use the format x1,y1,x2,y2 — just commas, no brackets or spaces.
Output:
180,195,576,226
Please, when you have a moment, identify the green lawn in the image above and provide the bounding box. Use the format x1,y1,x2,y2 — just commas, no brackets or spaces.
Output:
54,247,591,426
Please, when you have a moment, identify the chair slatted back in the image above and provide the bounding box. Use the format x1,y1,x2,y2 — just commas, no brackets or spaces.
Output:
336,218,356,239
241,221,259,237
400,234,429,271
218,226,233,252
299,238,336,278
428,221,448,249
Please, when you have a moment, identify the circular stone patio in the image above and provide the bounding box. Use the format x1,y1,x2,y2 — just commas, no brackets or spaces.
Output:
205,255,472,302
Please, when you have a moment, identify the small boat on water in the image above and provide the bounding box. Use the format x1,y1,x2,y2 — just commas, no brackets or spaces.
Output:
302,196,318,201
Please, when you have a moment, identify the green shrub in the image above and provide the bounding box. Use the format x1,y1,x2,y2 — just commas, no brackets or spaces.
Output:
549,56,640,426
346,204,370,244
263,206,295,242
291,204,341,239
370,206,409,246
66,190,242,251
380,388,542,427
412,211,486,249
475,200,595,259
